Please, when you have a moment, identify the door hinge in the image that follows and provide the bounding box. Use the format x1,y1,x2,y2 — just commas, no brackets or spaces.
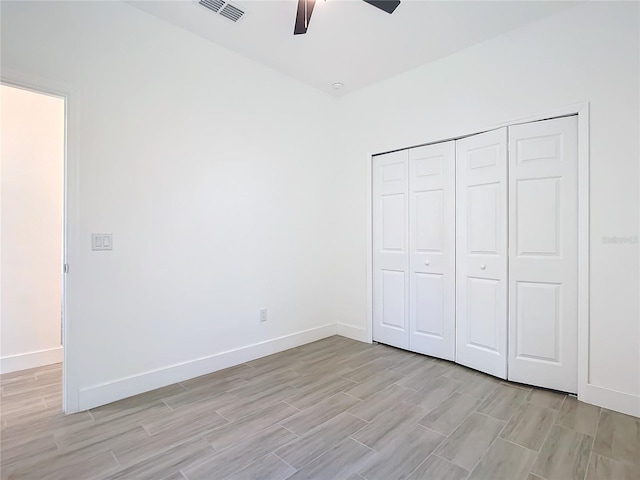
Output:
63,264,69,274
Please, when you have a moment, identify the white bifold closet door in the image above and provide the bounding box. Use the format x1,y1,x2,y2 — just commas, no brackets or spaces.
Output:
456,128,508,379
374,117,578,393
372,150,410,349
507,116,578,393
372,142,455,357
408,142,456,360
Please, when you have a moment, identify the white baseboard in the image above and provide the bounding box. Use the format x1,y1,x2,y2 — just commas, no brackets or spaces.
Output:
582,384,640,418
336,323,369,343
0,346,63,374
77,324,337,411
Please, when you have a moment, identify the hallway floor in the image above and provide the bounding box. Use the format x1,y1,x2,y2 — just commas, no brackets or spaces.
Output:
1,336,639,480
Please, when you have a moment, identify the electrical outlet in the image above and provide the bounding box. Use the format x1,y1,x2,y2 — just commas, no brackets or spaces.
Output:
260,308,267,323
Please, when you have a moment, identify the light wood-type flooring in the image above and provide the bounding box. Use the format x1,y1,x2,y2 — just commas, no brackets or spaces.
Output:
1,336,639,480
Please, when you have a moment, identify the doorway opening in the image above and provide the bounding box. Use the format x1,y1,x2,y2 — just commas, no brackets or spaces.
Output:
0,83,67,414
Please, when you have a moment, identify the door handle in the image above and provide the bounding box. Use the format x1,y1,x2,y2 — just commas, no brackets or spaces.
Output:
424,261,431,266
480,264,486,270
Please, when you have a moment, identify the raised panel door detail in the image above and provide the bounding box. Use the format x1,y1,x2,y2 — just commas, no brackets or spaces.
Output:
381,194,405,252
516,134,561,163
515,282,560,363
408,141,455,361
382,270,406,329
466,277,500,353
467,144,500,170
468,183,499,254
516,178,560,257
414,155,443,177
456,128,507,379
373,150,409,349
382,162,405,182
415,189,444,253
468,144,500,169
508,116,578,393
415,273,444,338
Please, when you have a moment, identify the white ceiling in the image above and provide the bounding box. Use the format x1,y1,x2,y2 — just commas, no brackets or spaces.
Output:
128,0,578,96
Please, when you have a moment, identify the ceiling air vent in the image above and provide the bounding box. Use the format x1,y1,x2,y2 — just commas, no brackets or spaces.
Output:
199,0,225,13
197,0,245,22
219,3,244,22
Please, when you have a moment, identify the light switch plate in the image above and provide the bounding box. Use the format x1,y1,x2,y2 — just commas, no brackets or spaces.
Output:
92,233,113,251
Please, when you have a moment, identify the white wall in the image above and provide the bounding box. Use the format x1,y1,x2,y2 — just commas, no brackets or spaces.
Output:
1,1,338,410
333,1,640,416
0,85,64,373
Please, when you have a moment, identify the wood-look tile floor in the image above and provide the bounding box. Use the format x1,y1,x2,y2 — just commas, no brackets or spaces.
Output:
2,336,639,480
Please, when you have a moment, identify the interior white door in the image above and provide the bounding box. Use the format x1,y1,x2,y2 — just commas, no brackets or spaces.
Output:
456,128,508,378
408,142,456,360
372,150,410,349
507,116,578,393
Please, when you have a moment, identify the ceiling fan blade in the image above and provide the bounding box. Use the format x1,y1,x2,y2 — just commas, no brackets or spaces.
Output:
362,0,400,14
294,0,317,35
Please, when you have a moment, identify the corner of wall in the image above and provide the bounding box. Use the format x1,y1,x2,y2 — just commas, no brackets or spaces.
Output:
336,323,369,343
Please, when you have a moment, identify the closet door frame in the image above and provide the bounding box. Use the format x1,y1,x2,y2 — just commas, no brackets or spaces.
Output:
366,102,590,402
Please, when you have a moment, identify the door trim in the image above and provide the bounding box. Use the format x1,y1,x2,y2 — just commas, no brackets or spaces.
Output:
367,101,590,402
1,68,81,413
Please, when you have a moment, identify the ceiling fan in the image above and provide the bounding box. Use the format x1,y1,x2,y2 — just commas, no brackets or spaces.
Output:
294,0,401,35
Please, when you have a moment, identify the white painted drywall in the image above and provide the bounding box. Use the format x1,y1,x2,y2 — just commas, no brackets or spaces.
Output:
333,1,639,412
1,1,338,410
1,84,64,373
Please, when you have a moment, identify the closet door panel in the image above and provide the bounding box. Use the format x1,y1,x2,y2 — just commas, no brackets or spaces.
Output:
409,142,455,360
373,151,410,349
415,273,444,336
466,277,501,352
508,116,578,393
456,129,508,378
